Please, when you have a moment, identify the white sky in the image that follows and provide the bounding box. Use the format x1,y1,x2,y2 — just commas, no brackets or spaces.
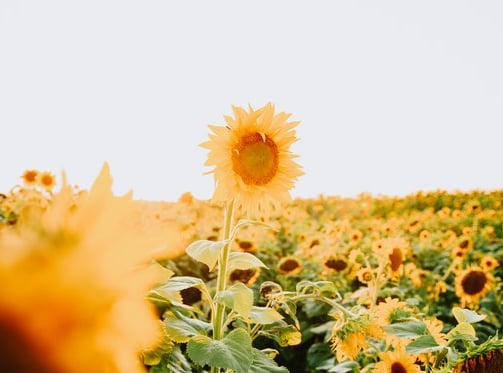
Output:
1,1,502,202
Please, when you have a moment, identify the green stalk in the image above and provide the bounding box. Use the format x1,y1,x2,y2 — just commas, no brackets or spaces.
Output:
210,200,235,373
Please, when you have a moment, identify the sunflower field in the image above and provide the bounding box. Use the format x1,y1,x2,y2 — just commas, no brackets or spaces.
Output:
1,104,503,373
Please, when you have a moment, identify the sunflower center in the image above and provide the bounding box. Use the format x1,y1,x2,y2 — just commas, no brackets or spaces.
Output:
389,248,403,272
232,132,279,185
325,259,348,271
279,259,300,273
461,270,487,295
391,362,407,373
0,315,58,373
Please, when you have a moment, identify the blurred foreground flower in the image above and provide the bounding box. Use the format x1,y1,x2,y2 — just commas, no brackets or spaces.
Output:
0,164,164,373
201,102,303,215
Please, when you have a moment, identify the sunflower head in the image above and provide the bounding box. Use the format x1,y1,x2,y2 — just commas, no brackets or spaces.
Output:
21,169,39,186
0,164,161,373
455,266,494,306
201,103,303,216
374,343,421,373
38,171,56,191
277,256,302,275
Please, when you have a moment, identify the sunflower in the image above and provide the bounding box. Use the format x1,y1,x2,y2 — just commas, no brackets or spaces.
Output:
0,164,161,373
424,318,447,346
455,266,494,306
330,313,382,362
201,103,303,215
453,337,503,373
374,297,410,327
21,169,39,186
331,331,366,362
229,267,261,286
323,255,349,272
480,255,499,272
373,344,421,373
38,171,56,191
277,256,302,275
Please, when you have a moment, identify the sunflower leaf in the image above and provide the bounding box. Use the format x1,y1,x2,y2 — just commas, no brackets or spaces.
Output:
259,321,302,346
452,307,486,324
406,335,444,354
186,239,228,271
249,306,284,325
187,328,253,372
446,322,478,342
214,282,253,319
228,252,268,271
230,219,275,240
384,320,428,339
249,348,289,373
163,312,212,343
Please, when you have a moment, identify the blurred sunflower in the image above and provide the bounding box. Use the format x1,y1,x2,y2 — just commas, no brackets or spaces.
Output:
229,267,261,286
38,171,56,191
201,103,303,215
277,256,302,275
0,164,162,373
21,169,39,186
480,255,499,272
455,266,494,306
373,343,421,373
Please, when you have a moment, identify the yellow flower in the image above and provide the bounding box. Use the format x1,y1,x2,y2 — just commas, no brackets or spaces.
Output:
0,164,161,373
480,255,499,272
229,267,261,286
332,331,366,362
323,255,349,272
455,266,494,306
38,171,56,191
21,169,39,186
277,256,302,275
331,313,382,362
424,318,447,346
373,344,421,373
201,103,303,215
374,297,409,327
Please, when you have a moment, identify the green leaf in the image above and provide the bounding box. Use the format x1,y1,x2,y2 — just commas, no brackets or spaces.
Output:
231,219,275,240
249,306,284,325
384,321,428,339
228,252,268,271
446,322,477,342
249,348,289,372
328,360,360,373
187,328,253,373
306,343,335,370
186,240,227,271
147,346,192,372
163,312,212,343
296,280,338,297
158,276,205,292
214,282,253,319
406,335,444,354
259,322,302,346
452,307,486,324
148,289,182,305
280,301,301,330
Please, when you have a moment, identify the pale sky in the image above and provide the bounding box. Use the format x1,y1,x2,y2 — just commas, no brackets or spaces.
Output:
1,1,502,202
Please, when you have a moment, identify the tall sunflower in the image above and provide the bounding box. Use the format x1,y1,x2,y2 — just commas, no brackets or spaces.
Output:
201,103,303,215
0,164,162,373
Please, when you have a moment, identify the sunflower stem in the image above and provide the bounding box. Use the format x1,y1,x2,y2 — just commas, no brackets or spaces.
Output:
212,200,235,339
